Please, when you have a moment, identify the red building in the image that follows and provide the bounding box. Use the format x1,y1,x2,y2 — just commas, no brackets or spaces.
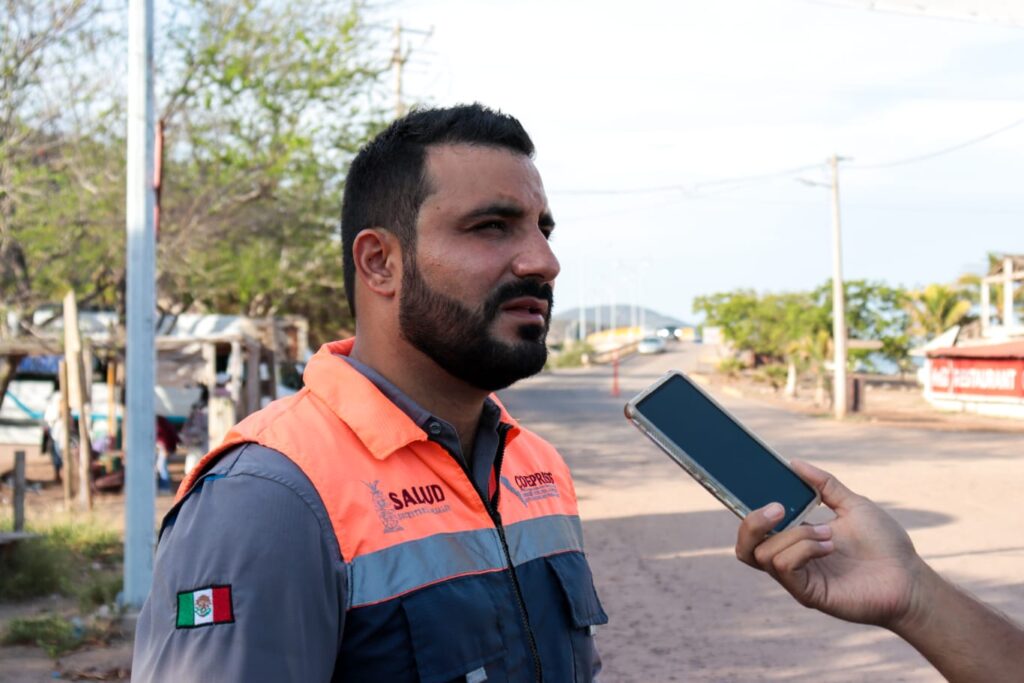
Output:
922,256,1024,419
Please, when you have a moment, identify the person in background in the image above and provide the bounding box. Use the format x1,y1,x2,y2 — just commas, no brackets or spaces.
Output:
736,459,1024,683
41,390,64,482
155,415,178,493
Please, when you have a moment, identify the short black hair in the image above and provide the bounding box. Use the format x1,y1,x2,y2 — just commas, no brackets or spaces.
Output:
340,103,535,317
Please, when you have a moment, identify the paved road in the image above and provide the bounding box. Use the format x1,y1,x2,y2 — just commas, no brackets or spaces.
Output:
499,342,1024,682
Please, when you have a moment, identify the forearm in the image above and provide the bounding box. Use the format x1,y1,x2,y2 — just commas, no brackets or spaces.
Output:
892,563,1024,682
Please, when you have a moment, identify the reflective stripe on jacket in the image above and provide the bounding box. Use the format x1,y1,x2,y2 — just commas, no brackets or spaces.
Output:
176,338,608,682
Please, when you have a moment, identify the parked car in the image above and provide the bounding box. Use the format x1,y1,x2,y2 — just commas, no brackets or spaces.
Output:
637,336,667,354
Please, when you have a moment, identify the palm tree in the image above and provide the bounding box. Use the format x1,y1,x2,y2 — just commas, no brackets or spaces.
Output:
907,284,972,340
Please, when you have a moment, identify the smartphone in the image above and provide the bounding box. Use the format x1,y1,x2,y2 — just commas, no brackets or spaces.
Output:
624,371,819,531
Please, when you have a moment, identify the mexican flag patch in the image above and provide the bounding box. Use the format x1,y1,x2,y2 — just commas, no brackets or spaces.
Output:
176,585,233,628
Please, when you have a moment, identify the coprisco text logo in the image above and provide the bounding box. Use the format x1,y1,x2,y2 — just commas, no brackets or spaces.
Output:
513,472,555,489
502,471,560,506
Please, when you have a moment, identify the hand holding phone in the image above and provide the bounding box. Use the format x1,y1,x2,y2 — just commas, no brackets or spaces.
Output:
625,371,819,531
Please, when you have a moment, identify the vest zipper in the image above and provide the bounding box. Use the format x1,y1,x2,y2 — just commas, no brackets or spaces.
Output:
490,424,543,683
432,423,543,683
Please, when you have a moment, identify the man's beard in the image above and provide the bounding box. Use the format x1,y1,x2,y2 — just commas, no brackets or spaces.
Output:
399,257,554,392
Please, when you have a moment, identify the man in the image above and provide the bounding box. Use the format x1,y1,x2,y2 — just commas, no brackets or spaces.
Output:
133,104,607,682
736,459,1024,682
42,390,65,482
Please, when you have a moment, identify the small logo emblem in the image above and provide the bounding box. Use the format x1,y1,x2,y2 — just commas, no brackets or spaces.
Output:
364,480,404,534
176,585,233,628
500,476,527,505
194,594,212,618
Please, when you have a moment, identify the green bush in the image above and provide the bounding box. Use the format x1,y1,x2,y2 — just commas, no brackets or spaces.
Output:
755,364,789,390
549,342,594,369
3,614,81,658
716,357,745,376
0,520,122,606
0,536,66,600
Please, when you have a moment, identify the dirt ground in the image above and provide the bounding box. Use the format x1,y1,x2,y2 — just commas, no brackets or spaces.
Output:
502,348,1024,681
0,449,179,683
1,356,1022,680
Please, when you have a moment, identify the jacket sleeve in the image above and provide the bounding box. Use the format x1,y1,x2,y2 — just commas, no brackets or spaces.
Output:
132,444,346,682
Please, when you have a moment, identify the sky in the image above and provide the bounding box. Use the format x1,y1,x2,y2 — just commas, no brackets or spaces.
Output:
375,0,1024,323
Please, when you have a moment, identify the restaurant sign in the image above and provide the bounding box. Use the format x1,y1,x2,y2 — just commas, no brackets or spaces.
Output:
929,358,1024,398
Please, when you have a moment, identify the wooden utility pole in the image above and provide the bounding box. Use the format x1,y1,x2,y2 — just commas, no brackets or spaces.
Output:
389,22,432,119
829,154,848,419
392,21,407,118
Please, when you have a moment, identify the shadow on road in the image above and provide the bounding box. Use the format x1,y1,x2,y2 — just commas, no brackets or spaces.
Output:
582,508,976,683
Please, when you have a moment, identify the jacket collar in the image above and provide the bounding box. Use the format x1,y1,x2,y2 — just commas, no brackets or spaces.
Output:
302,338,521,459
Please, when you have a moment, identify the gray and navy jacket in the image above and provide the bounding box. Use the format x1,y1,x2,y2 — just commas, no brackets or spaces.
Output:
132,339,608,682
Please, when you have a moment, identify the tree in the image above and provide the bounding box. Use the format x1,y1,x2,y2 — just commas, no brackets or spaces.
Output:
906,284,972,340
1,0,122,324
811,279,911,373
2,1,389,352
695,279,912,380
154,0,387,344
1,0,122,405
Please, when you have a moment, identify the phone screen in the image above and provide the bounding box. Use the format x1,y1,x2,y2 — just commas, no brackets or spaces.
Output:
635,374,816,529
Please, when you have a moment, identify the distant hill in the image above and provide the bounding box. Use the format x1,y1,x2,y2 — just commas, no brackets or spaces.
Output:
549,305,692,343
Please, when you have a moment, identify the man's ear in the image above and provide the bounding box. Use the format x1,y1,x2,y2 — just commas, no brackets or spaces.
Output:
352,228,403,299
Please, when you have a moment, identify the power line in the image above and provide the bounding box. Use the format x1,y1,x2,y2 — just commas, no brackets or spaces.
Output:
551,115,1024,197
850,115,1024,170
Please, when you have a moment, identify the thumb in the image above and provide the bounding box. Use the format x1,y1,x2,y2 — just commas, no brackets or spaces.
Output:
790,459,859,513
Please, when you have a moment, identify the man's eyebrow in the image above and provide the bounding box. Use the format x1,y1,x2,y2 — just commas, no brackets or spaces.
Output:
462,203,556,229
462,202,526,221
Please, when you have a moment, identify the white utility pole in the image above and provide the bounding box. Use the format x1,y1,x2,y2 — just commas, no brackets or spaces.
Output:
578,259,587,342
829,154,848,419
124,0,157,608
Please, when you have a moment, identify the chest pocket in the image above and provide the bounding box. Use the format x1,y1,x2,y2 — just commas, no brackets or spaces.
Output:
401,574,511,683
545,552,609,683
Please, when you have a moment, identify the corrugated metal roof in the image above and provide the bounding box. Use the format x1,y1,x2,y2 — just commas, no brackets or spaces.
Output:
927,341,1024,359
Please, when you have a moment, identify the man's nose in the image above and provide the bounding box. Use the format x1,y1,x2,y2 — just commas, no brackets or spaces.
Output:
512,229,560,284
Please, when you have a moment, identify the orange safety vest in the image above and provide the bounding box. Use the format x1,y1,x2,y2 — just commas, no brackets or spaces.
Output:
177,338,607,682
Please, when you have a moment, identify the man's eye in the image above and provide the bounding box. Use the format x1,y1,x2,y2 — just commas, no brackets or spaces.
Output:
474,221,506,232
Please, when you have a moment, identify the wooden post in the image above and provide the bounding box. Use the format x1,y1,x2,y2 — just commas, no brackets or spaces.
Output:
13,450,25,532
266,349,278,401
245,340,260,416
201,342,217,389
58,360,73,510
208,395,235,450
75,356,93,510
228,340,243,417
81,340,94,401
107,358,118,448
63,291,92,509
